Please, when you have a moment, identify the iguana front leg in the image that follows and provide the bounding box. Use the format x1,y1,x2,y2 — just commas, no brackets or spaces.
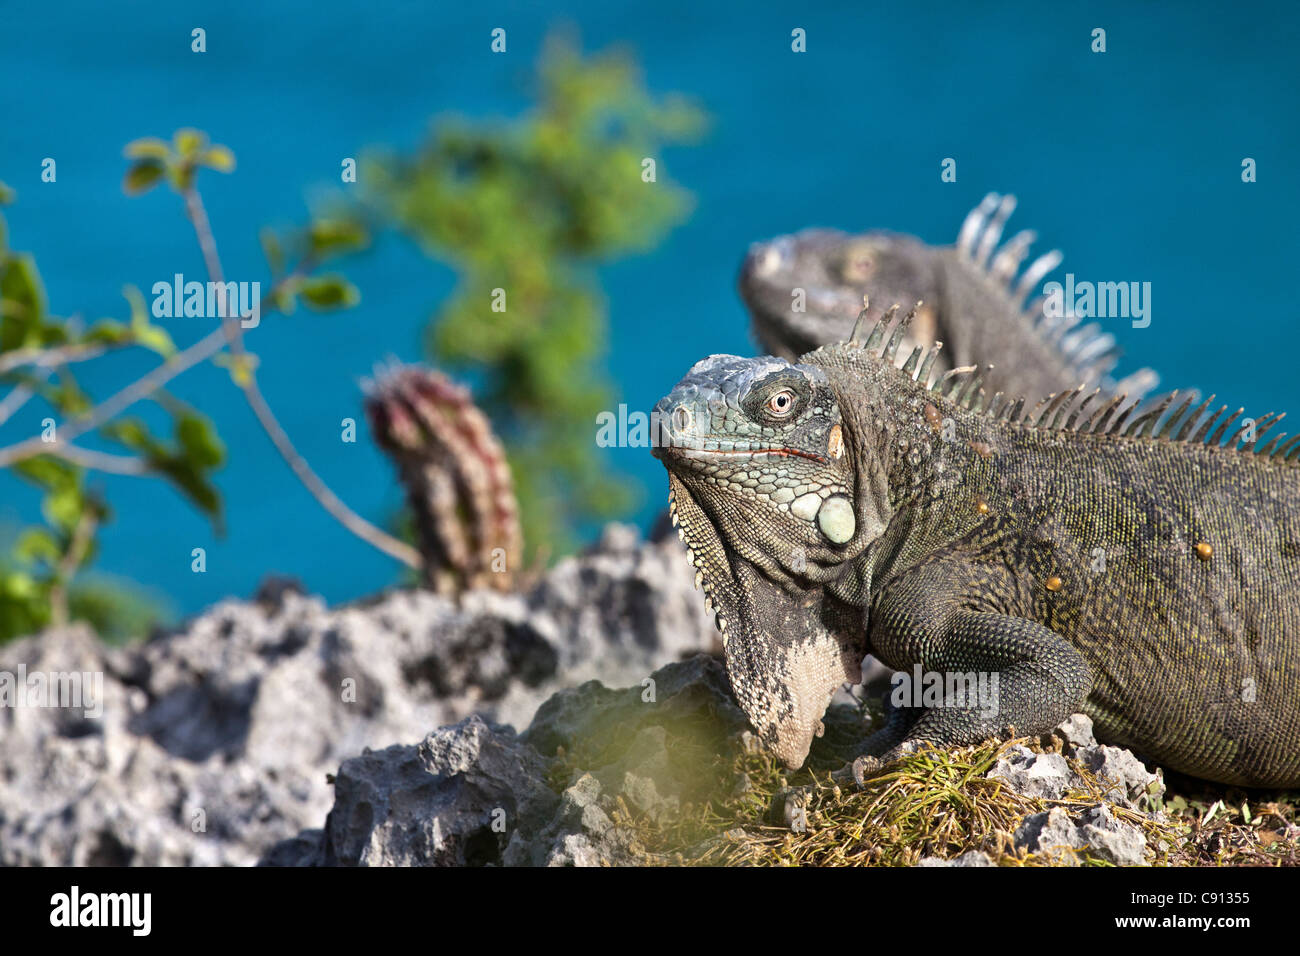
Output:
855,572,1093,779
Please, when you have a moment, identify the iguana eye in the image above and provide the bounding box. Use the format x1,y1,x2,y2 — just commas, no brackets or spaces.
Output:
843,255,873,282
837,243,876,282
767,389,796,417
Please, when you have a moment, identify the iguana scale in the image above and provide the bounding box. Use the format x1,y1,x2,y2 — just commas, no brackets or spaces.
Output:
652,305,1300,787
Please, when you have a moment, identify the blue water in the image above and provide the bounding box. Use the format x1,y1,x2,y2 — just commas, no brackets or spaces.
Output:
2,1,1297,619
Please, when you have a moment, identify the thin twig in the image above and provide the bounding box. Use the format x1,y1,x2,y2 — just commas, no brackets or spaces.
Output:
49,444,150,475
0,367,50,427
180,187,420,569
48,502,99,627
0,341,114,375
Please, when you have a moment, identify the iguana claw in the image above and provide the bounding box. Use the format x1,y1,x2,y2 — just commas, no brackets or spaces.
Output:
834,739,929,788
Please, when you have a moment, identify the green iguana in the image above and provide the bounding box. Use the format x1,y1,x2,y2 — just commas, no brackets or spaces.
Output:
739,192,1156,402
652,305,1300,787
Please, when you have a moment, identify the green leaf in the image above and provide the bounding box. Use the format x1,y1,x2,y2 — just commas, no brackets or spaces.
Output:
172,128,207,159
14,528,61,564
123,159,166,196
100,414,225,530
0,180,14,205
260,227,286,277
307,219,368,257
150,444,224,527
124,285,176,357
0,570,40,601
266,281,298,315
166,163,196,193
100,417,161,456
157,459,223,526
13,454,78,491
45,377,91,416
201,145,236,173
43,484,85,533
82,319,132,344
175,412,225,468
298,274,360,311
212,351,260,387
134,323,176,357
0,252,47,331
123,137,171,161
123,283,149,323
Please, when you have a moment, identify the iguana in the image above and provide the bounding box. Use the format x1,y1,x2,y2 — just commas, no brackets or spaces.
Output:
739,193,1156,402
651,304,1300,787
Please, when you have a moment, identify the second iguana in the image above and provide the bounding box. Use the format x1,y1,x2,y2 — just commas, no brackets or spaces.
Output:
739,193,1156,402
652,306,1300,787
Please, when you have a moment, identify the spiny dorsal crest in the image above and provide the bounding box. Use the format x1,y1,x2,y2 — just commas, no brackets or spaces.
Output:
1005,388,1298,463
843,303,1299,465
849,296,954,387
955,192,1156,397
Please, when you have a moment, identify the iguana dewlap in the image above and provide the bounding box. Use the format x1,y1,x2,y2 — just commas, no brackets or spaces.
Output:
653,306,1300,787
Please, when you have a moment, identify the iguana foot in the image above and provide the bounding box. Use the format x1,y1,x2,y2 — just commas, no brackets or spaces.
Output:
767,784,816,830
833,739,928,788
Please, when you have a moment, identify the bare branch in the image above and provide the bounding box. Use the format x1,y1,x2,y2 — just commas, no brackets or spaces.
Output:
48,502,98,627
0,341,114,376
0,367,50,427
240,383,421,566
48,443,151,475
180,187,420,570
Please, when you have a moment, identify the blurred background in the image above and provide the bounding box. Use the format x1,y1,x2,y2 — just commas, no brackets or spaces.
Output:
1,0,1297,636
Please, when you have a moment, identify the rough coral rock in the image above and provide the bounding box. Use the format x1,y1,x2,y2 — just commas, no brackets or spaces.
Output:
296,715,559,866
1051,712,1099,750
1077,745,1164,810
987,745,1077,801
1014,803,1148,866
502,772,640,867
917,850,997,867
0,526,713,867
988,714,1165,811
265,655,746,867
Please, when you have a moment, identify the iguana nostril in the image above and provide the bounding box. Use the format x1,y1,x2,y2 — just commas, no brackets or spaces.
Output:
743,241,785,280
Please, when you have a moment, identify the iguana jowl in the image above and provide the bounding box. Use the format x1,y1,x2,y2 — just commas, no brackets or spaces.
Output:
739,193,1156,401
652,305,1300,787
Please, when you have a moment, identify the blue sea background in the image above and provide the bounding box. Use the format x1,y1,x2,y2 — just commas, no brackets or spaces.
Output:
1,1,1297,622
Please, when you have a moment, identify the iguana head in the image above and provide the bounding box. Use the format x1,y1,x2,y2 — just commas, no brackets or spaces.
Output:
652,352,889,767
739,228,940,358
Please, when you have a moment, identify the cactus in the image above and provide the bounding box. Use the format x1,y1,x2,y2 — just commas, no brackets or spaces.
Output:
364,364,521,594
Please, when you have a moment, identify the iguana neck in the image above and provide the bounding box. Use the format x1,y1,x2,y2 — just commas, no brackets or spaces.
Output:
818,352,1002,595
